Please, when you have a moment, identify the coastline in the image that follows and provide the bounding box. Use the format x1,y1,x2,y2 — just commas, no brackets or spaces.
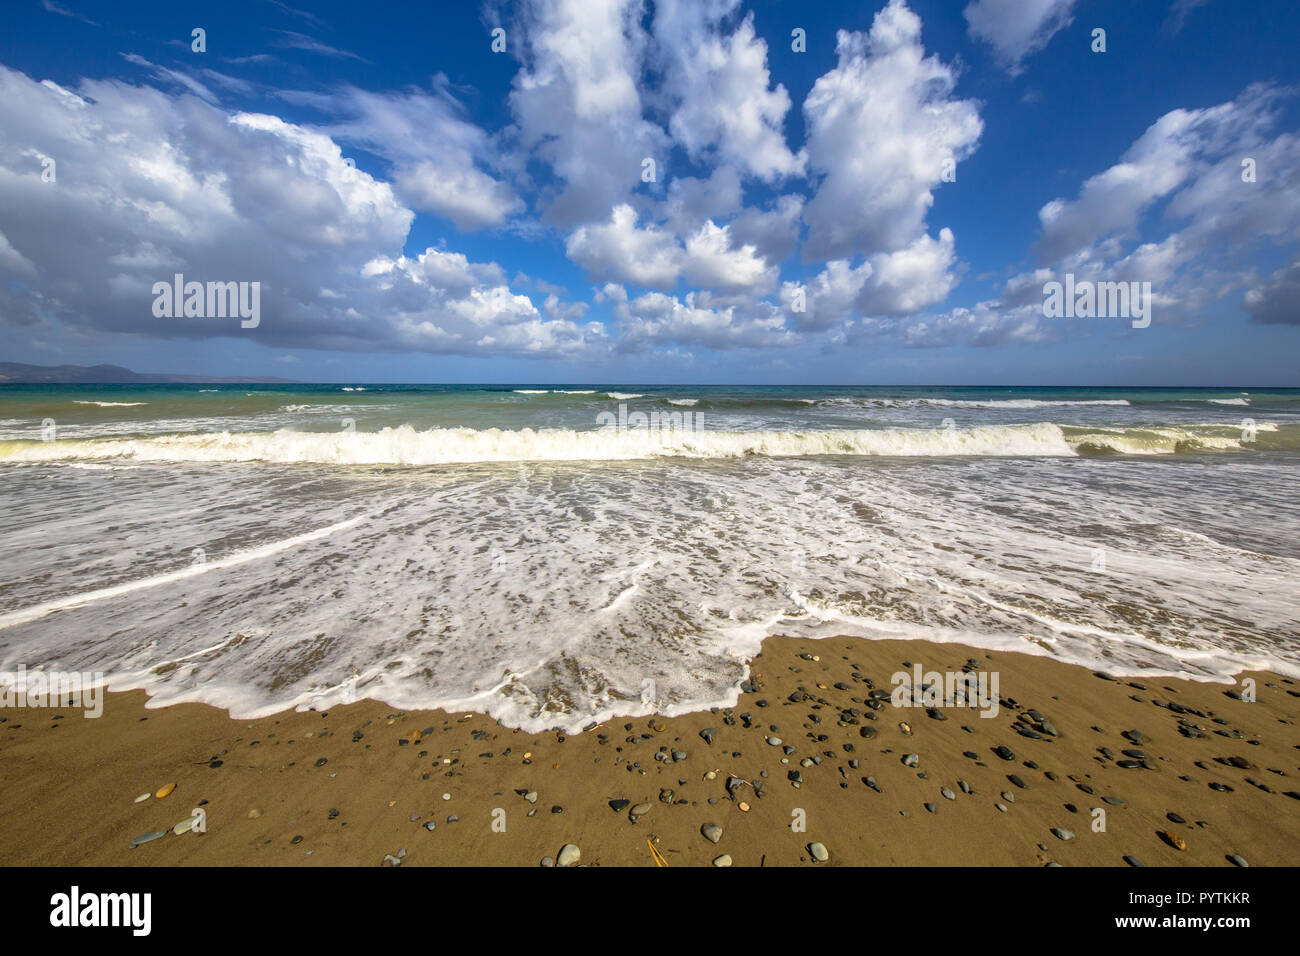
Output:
1,635,1296,867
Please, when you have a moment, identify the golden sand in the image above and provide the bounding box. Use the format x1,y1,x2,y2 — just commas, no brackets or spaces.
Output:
0,636,1295,867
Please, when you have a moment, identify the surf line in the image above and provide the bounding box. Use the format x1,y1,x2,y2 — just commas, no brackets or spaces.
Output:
0,514,368,631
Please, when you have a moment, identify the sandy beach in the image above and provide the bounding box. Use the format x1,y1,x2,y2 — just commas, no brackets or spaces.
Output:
1,635,1295,867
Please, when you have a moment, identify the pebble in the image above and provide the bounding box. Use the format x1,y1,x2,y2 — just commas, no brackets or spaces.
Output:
808,842,829,863
941,788,955,801
524,791,538,804
133,793,151,804
155,783,176,799
129,830,169,849
712,854,732,867
902,753,919,767
1158,830,1187,851
557,844,581,867
766,737,782,746
1228,854,1248,868
701,823,723,844
1051,828,1075,841
993,746,1015,761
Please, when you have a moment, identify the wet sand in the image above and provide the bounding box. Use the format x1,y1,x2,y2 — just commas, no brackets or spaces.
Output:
0,636,1296,867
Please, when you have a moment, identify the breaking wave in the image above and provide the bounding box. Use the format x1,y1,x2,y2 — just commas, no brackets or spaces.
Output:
1,421,1289,466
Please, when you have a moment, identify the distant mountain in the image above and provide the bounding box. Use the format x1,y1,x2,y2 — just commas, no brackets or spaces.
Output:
0,363,295,384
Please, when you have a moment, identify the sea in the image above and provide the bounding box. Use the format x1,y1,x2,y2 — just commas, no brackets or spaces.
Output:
1,383,1297,732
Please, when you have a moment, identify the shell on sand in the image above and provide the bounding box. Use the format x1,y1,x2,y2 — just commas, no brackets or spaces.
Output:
155,783,176,799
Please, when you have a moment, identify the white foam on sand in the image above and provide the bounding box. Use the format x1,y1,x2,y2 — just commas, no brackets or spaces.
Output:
1,451,1296,732
0,514,366,631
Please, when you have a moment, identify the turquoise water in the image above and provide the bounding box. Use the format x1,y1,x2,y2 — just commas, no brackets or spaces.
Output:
2,383,1298,454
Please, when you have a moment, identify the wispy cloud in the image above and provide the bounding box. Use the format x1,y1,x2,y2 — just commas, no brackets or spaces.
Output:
264,0,330,31
272,30,369,63
120,53,219,105
41,0,96,26
1165,0,1212,34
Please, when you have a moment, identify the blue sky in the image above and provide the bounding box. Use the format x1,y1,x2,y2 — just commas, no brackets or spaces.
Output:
1,0,1298,384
